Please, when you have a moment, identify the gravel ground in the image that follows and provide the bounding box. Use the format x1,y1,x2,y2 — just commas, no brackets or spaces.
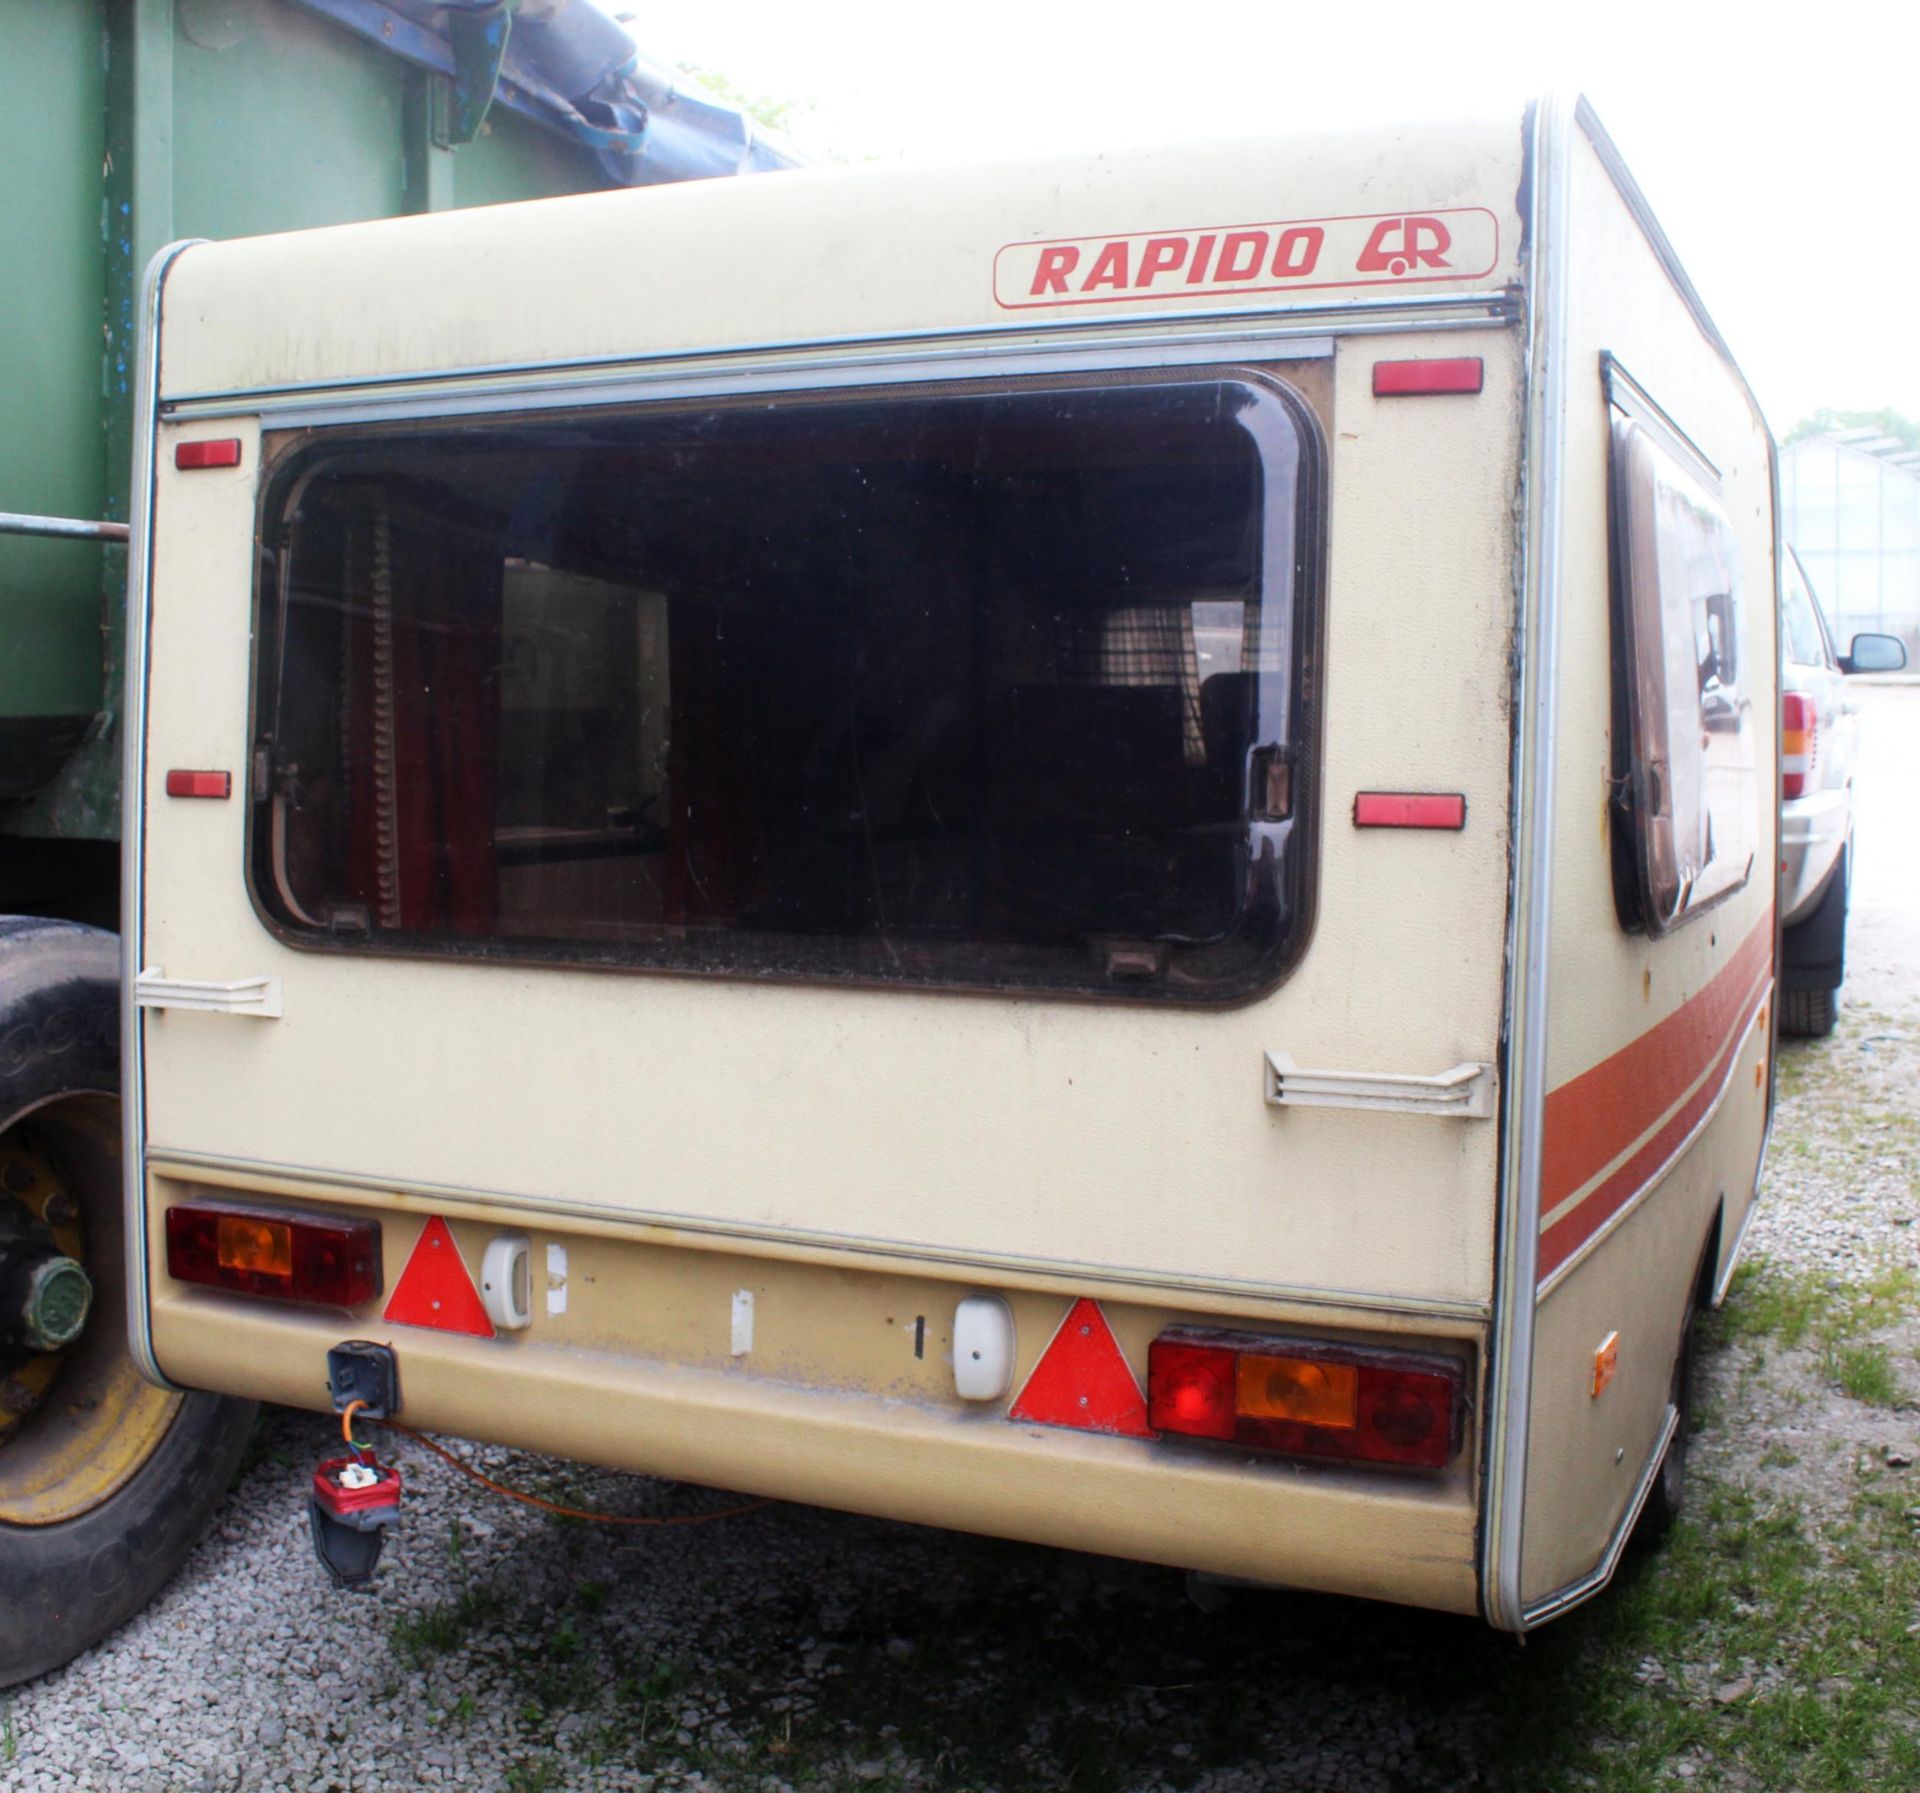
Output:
4,689,1916,1793
1740,683,1920,1280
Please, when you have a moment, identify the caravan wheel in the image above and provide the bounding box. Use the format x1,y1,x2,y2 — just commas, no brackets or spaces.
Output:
0,918,254,1687
1634,1237,1715,1545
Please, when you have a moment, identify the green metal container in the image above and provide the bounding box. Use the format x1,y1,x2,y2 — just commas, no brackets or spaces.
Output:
0,0,785,871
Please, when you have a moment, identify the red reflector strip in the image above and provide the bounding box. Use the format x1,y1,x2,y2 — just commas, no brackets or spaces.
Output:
1354,791,1467,830
175,438,242,470
164,769,231,799
166,1202,381,1307
1372,357,1484,397
1148,1328,1462,1469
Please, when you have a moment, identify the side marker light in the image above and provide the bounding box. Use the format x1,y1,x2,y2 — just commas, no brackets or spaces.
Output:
165,769,231,799
1592,1330,1620,1398
1372,357,1484,397
175,438,242,470
1354,791,1467,830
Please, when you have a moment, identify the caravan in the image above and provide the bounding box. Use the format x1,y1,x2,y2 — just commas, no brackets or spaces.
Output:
126,96,1777,1628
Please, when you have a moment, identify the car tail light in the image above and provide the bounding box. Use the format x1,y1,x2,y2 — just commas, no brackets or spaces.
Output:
166,1202,381,1307
1147,1328,1463,1469
1781,692,1816,800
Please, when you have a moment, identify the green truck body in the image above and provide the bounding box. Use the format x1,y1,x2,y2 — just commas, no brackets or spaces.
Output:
1,0,787,873
0,0,791,1687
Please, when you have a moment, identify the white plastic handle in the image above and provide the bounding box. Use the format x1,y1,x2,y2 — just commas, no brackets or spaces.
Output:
135,968,283,1018
1264,1052,1495,1119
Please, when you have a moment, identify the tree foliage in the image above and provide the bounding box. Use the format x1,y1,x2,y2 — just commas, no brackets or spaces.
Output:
1785,407,1920,452
675,62,809,141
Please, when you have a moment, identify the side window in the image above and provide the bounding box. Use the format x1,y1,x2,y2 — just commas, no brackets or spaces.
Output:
1607,381,1758,936
1781,554,1829,669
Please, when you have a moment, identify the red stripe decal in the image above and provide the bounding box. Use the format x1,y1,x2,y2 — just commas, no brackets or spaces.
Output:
1537,914,1773,1283
1541,917,1772,1212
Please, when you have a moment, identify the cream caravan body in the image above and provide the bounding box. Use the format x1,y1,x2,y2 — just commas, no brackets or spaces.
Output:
126,97,1777,1627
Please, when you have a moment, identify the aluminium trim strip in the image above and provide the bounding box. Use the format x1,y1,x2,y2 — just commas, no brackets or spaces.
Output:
228,332,1342,432
1481,93,1575,1634
1713,1167,1765,1307
143,1148,1492,1323
1573,101,1735,376
156,288,1521,423
122,237,210,1392
1520,1403,1679,1628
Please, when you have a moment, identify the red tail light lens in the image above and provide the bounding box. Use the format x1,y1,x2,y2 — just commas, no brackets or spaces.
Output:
1148,1328,1463,1469
166,1202,381,1307
1781,692,1815,800
1146,1335,1238,1439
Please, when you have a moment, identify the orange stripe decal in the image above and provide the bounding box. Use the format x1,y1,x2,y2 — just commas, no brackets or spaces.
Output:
1537,912,1773,1284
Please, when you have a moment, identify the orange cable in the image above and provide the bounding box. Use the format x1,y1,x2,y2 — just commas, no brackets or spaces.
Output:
370,1416,772,1529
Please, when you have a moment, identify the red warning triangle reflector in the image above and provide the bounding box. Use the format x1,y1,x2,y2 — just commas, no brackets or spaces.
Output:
383,1216,495,1339
1008,1297,1154,1439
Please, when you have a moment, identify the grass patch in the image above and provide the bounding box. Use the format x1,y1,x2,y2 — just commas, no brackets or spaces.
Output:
1710,1257,1916,1408
1456,1474,1920,1792
388,1585,505,1667
1828,1341,1902,1407
504,1758,563,1793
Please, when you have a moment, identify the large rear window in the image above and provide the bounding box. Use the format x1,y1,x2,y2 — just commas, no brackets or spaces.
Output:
250,370,1321,1000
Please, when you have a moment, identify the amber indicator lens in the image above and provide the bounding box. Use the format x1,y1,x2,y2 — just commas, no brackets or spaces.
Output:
1236,1353,1358,1429
216,1214,292,1278
167,1202,381,1307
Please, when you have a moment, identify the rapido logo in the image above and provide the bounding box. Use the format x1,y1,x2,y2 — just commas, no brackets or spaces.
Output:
993,206,1498,309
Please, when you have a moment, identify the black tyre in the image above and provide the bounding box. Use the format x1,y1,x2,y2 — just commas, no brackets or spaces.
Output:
1634,1239,1713,1544
1780,846,1847,1039
1779,984,1837,1039
0,917,255,1687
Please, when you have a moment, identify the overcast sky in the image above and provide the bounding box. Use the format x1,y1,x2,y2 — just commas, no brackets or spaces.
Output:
621,0,1915,435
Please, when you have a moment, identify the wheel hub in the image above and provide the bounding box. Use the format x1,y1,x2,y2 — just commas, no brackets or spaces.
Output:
0,1108,185,1525
5,1253,93,1354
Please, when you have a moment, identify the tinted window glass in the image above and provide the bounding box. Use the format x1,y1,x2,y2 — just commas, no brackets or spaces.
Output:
1609,411,1757,935
1781,553,1830,668
252,374,1319,1000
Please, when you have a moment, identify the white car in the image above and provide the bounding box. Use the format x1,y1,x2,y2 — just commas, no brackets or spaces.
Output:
1778,547,1906,1035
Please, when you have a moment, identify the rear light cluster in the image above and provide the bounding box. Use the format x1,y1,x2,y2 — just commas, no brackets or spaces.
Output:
1147,1328,1463,1469
1781,692,1816,800
166,1202,381,1307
